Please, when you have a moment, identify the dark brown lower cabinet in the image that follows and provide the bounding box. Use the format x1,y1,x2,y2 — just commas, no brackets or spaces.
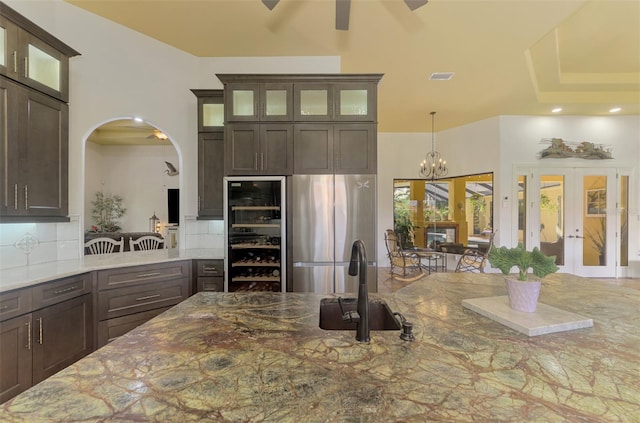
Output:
0,314,32,403
32,294,93,384
0,293,93,403
193,259,224,292
96,261,190,348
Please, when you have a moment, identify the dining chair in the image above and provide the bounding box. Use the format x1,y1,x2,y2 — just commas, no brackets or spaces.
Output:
384,229,424,280
85,237,124,255
129,235,164,251
454,231,496,273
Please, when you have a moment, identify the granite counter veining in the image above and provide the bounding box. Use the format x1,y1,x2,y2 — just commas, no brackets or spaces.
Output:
1,272,639,422
0,248,225,293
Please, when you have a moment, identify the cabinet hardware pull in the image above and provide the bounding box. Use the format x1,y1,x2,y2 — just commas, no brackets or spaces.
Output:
254,153,258,170
12,51,17,73
53,285,79,295
23,57,28,78
0,304,8,311
135,294,160,301
14,184,18,210
24,185,28,210
203,265,218,272
26,321,31,350
136,272,161,278
37,317,43,345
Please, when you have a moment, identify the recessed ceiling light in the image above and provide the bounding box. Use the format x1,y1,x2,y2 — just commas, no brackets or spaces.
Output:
609,107,621,113
429,72,454,81
551,107,562,113
133,117,143,122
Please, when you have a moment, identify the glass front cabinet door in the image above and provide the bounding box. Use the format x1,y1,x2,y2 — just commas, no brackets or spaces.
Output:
294,82,377,122
0,10,78,102
225,82,292,122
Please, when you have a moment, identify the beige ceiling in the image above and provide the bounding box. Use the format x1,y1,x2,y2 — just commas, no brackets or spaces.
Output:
66,0,639,133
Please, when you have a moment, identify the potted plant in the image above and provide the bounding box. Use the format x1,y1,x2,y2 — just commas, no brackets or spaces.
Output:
488,244,559,312
91,191,126,233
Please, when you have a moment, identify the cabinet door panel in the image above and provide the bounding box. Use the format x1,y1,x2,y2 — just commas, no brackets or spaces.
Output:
21,89,68,216
198,131,224,218
0,76,19,216
32,294,93,383
334,124,376,174
18,29,70,102
0,314,32,403
0,16,19,79
225,124,260,175
261,124,293,175
294,125,333,174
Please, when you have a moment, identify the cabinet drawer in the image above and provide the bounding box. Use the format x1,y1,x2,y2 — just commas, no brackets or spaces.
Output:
98,278,188,320
97,261,190,291
0,288,32,322
31,273,93,310
197,260,224,277
197,277,224,292
97,306,172,348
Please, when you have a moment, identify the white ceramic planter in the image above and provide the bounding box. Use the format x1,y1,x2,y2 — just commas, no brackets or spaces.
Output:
505,278,541,312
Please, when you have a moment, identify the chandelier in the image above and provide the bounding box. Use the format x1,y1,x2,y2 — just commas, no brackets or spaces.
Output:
419,111,448,179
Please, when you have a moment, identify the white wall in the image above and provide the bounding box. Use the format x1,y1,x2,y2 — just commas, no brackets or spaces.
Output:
84,143,179,233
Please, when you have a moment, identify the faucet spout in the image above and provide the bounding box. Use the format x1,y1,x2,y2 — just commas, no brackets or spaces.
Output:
349,240,369,342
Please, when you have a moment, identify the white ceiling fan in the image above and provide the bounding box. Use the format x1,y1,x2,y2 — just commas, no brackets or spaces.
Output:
262,0,428,30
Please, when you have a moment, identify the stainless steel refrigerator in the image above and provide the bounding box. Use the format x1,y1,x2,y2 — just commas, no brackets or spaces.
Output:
292,174,377,293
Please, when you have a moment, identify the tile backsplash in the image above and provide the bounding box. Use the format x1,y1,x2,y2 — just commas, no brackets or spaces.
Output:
0,216,223,271
0,215,81,270
183,216,224,250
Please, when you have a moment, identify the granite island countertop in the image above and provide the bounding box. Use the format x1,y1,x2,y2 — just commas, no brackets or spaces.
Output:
1,272,639,422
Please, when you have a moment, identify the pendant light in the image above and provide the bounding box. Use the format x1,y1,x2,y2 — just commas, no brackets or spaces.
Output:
419,111,448,179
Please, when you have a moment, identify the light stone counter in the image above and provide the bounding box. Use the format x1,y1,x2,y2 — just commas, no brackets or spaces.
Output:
1,272,638,422
0,248,225,293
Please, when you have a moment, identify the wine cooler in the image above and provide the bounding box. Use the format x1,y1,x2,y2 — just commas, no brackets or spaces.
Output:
224,176,286,292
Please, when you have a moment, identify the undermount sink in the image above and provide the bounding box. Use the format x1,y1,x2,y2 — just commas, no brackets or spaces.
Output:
319,298,401,331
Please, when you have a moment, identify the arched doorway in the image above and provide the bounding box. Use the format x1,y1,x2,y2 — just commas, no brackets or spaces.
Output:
83,118,181,248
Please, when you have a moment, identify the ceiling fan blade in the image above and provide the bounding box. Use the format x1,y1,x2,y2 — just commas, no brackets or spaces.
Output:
403,0,428,11
262,0,280,11
335,0,351,31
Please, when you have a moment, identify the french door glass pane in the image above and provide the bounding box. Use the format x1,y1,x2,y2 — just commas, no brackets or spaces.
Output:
232,90,254,116
620,175,629,266
299,90,327,116
517,175,526,248
265,90,287,116
539,175,564,266
583,175,607,266
28,44,60,91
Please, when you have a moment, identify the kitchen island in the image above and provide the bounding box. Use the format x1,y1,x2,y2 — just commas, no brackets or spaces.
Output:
1,272,638,422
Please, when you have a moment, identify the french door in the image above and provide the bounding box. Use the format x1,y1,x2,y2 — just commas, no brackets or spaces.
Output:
517,167,623,277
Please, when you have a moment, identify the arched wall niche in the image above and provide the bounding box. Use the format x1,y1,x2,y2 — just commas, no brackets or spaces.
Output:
82,117,182,242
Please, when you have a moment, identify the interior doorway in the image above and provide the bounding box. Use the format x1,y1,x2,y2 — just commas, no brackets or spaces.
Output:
83,118,180,238
516,166,629,277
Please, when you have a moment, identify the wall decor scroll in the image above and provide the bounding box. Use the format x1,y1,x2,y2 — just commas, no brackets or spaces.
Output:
539,138,613,160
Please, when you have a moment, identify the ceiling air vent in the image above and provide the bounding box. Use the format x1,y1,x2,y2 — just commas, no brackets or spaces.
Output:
429,72,455,81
